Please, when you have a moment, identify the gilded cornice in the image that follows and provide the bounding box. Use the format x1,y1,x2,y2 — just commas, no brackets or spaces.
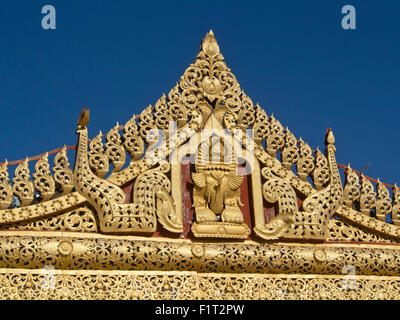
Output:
0,231,399,276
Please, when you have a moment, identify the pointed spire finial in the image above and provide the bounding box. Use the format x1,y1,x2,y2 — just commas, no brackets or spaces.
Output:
201,30,220,57
325,128,335,145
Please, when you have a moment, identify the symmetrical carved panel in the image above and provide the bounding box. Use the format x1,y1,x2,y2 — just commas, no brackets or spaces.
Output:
0,30,399,300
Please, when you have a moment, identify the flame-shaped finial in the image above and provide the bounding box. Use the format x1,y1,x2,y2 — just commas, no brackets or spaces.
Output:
200,30,220,57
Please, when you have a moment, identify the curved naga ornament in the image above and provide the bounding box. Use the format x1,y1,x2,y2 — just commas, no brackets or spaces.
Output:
252,128,343,240
73,107,182,233
287,129,343,239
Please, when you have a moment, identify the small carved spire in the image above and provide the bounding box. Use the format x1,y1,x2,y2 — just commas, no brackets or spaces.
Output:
296,138,315,181
392,184,400,225
139,105,155,140
89,131,109,178
376,179,392,221
237,92,256,130
33,153,55,202
53,146,73,196
200,29,221,58
256,104,268,123
312,148,330,190
282,128,299,169
343,164,361,208
359,174,376,215
153,94,172,131
266,115,285,157
0,160,13,210
12,158,34,206
168,85,189,128
105,123,126,173
123,115,144,161
325,128,335,145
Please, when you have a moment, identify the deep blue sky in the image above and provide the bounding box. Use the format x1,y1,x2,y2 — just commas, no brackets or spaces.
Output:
0,1,399,185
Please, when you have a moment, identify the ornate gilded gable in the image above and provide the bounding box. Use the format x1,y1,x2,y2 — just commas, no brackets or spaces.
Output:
1,31,400,300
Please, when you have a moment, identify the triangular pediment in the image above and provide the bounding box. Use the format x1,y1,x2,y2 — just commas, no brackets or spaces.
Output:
0,31,399,245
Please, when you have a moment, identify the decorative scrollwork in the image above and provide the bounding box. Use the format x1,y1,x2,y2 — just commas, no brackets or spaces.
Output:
12,158,34,207
392,184,400,226
236,91,256,131
0,232,400,277
88,131,109,178
53,146,73,196
343,165,361,208
32,153,55,202
327,217,393,243
266,115,285,157
0,161,12,210
360,174,376,215
0,268,398,300
123,115,144,161
253,106,269,143
105,123,126,173
74,109,181,234
297,138,315,181
257,165,298,239
153,94,172,131
1,206,97,232
139,105,155,141
312,148,330,190
376,179,392,221
0,29,399,251
281,128,299,170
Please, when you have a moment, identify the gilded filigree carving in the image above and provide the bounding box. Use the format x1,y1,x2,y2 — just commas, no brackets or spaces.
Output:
281,128,299,170
53,146,73,196
312,148,330,190
123,115,144,161
12,158,34,207
266,115,285,158
73,108,181,234
0,231,400,276
0,30,399,258
336,205,400,240
88,131,109,178
0,161,13,210
33,153,55,202
296,138,315,181
327,217,394,243
1,206,97,232
376,179,392,222
0,269,399,300
344,165,361,208
105,123,126,173
360,174,377,215
392,184,400,225
253,163,297,239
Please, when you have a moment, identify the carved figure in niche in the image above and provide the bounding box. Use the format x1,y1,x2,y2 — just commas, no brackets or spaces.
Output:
191,135,250,239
